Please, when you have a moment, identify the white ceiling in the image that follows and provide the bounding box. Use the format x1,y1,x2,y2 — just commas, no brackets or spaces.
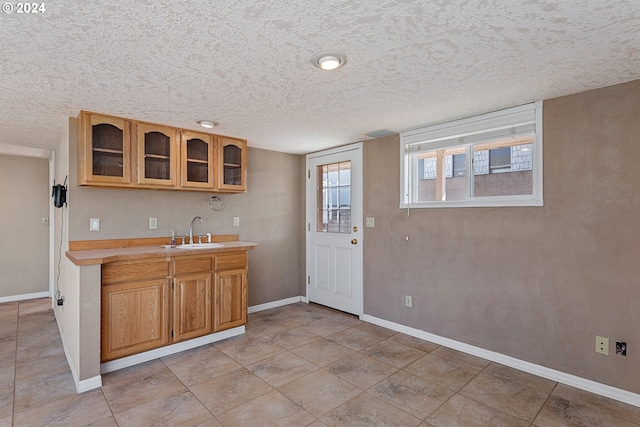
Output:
1,1,639,157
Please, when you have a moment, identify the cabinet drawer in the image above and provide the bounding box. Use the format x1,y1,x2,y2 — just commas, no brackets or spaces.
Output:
102,259,169,285
174,256,213,275
214,253,247,271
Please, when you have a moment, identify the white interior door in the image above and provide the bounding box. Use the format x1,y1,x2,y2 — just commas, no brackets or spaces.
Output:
306,143,363,316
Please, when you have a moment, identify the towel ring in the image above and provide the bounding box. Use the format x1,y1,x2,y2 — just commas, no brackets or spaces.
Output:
209,196,224,211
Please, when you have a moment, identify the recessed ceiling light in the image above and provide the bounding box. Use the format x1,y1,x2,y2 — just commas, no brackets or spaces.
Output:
198,120,217,128
311,52,347,70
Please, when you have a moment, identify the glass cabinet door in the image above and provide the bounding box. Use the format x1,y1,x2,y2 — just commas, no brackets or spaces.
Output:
217,137,246,191
136,123,178,187
80,112,131,185
180,131,214,189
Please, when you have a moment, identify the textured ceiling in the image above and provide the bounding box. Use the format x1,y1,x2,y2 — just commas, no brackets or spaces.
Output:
1,1,639,157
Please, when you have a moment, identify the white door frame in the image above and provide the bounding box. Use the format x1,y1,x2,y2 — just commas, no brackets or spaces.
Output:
305,142,363,316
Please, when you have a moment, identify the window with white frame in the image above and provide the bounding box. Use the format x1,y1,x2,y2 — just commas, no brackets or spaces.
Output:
400,102,543,208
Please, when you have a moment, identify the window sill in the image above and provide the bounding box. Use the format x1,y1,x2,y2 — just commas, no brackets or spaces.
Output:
400,197,543,209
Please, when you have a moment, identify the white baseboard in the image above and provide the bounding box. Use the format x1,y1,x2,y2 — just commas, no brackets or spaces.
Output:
248,296,303,313
361,314,640,408
101,326,245,374
0,291,50,304
54,311,102,393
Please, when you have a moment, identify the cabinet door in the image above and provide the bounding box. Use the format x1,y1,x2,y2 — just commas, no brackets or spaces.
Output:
136,123,179,187
79,112,131,185
180,131,215,189
216,137,246,192
101,279,169,362
214,268,247,331
173,272,212,342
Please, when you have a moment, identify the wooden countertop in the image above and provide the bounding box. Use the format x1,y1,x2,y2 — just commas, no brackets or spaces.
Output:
66,241,258,266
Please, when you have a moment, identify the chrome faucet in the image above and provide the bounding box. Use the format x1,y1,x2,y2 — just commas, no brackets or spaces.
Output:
189,216,203,244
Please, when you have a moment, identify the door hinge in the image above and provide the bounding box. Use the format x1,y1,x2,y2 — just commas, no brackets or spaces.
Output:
308,170,310,179
307,223,310,232
307,276,310,285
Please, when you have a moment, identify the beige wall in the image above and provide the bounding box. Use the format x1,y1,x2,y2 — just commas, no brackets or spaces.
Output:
66,118,302,306
362,80,640,394
0,155,49,298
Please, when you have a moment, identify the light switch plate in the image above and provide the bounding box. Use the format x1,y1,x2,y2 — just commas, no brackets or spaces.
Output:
233,217,240,227
366,217,375,228
89,218,100,231
149,217,158,229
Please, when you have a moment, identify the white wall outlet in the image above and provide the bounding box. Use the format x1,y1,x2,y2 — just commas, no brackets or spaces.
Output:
595,335,609,355
366,217,375,228
42,218,49,226
233,217,240,227
89,218,100,231
405,295,413,308
149,217,158,229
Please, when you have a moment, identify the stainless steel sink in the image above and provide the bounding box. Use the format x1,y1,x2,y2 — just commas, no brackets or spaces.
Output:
163,243,224,249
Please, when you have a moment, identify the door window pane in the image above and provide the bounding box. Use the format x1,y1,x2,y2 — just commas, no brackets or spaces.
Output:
317,161,351,233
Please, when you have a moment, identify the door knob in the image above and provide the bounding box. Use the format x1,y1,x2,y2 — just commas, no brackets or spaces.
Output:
351,239,358,245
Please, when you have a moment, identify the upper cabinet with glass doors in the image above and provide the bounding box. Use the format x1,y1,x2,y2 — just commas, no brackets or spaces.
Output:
78,112,132,186
217,137,247,192
77,110,247,193
135,122,179,187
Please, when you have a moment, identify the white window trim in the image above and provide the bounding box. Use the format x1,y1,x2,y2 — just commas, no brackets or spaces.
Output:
400,102,543,208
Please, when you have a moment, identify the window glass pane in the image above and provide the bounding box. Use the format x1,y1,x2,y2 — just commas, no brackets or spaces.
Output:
415,147,465,202
474,139,533,197
316,161,351,233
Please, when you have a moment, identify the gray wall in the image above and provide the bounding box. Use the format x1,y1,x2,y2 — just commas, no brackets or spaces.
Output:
66,119,303,306
0,155,49,298
362,79,640,394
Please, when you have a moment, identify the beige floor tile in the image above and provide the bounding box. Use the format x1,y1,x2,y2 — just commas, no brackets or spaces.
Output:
361,338,426,368
368,370,454,419
327,326,385,351
18,298,51,316
552,383,640,425
194,418,223,427
102,363,186,413
113,390,213,427
86,417,119,426
329,312,363,327
0,322,17,339
321,392,422,427
215,332,284,365
306,420,329,427
327,352,397,390
0,415,11,427
389,333,440,353
100,359,165,386
0,337,16,370
14,353,70,384
355,323,398,339
299,317,352,337
16,338,64,365
248,351,319,387
431,346,491,369
161,345,241,387
270,326,319,349
190,368,272,415
12,389,112,427
534,395,638,427
244,315,291,338
15,323,60,347
460,372,548,422
279,369,362,417
0,366,14,389
484,362,557,394
217,389,316,427
290,337,354,367
0,387,13,418
14,371,77,413
426,394,529,427
405,353,482,392
269,307,331,326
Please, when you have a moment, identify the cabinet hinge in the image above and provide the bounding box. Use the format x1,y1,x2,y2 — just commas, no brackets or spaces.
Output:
171,330,174,338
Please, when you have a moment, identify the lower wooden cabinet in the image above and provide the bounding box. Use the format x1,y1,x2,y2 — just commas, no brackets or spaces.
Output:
101,251,248,362
173,272,212,342
101,279,170,362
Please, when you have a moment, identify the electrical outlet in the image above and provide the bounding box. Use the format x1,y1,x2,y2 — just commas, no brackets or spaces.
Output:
616,341,627,356
89,218,100,231
233,217,240,227
405,295,413,308
149,217,158,229
42,218,49,226
595,336,609,355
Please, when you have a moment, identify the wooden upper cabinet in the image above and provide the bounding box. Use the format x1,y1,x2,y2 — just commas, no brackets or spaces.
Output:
180,130,215,189
135,123,179,187
216,137,247,192
78,112,131,185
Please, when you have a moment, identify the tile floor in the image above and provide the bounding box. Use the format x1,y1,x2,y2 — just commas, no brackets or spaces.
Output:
1,298,639,426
